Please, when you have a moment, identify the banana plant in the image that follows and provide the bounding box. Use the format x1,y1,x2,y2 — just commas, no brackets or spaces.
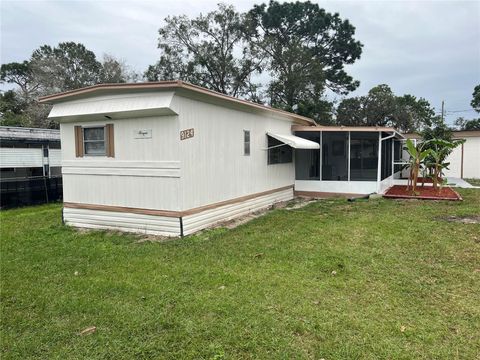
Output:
423,139,465,191
405,139,431,194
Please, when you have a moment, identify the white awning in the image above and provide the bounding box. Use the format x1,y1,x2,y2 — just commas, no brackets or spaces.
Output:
267,132,320,149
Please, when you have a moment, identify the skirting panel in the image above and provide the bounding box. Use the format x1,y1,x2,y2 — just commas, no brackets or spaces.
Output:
63,207,181,236
181,187,293,235
63,186,294,237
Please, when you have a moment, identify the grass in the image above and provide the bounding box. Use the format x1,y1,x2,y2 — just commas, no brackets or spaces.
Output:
1,190,480,359
465,178,480,187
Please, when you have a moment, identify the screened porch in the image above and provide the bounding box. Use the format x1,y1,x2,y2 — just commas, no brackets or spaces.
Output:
292,126,405,195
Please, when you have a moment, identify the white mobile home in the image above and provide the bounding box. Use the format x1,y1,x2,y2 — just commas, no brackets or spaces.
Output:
0,126,62,179
39,81,404,236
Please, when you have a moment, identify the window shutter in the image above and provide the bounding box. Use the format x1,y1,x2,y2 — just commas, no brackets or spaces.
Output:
74,126,84,157
106,124,115,158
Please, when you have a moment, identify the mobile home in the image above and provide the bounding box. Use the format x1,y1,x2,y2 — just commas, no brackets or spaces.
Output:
39,81,404,236
0,126,63,208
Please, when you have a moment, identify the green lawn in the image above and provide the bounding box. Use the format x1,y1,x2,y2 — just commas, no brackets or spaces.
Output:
465,178,480,187
1,190,480,359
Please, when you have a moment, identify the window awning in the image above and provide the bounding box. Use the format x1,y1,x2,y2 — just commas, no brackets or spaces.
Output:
267,132,320,149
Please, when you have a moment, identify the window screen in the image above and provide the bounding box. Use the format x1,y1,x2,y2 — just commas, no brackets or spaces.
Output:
268,136,292,164
350,132,378,181
381,135,393,180
244,130,250,156
322,132,348,180
295,132,320,180
83,127,106,156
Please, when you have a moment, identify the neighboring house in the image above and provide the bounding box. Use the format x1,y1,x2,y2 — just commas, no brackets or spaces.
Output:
0,126,61,178
39,81,405,236
405,131,480,179
0,126,63,208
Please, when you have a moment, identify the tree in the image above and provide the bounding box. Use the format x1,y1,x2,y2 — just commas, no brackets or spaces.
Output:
423,138,464,191
421,122,452,142
0,90,28,126
100,54,139,83
30,42,102,92
335,97,365,126
335,84,437,132
0,61,40,103
392,95,437,133
471,84,480,112
336,85,397,127
146,4,262,99
404,139,430,194
246,0,362,120
454,117,480,131
1,42,135,128
454,85,480,130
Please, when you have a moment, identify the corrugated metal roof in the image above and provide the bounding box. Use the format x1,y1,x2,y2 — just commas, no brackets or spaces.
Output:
0,126,60,141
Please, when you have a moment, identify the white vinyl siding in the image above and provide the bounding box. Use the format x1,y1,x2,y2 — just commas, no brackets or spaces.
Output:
49,149,62,167
0,148,44,168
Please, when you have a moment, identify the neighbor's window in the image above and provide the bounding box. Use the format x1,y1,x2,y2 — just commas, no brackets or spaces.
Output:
268,136,292,164
244,130,250,156
83,127,106,156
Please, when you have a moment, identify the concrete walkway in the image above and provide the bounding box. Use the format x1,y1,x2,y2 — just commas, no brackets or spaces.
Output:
446,177,480,189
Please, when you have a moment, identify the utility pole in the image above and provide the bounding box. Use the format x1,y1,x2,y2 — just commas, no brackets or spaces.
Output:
441,100,445,122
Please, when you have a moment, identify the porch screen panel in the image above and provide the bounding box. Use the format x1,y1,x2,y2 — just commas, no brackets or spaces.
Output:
350,132,378,181
381,136,393,180
322,132,348,181
393,140,403,174
295,132,320,180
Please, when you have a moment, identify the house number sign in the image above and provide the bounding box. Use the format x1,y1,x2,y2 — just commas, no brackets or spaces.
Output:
180,128,194,140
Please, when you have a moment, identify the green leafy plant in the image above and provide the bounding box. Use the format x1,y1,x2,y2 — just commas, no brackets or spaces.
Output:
404,139,430,194
423,139,465,191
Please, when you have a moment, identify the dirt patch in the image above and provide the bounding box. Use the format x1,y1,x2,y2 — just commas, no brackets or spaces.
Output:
383,185,462,201
135,235,175,243
219,198,315,229
441,215,480,224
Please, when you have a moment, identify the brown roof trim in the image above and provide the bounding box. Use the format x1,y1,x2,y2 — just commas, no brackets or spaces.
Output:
38,81,316,126
292,125,400,133
405,130,480,139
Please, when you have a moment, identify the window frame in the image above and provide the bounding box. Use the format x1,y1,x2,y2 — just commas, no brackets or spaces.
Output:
267,136,293,165
83,125,107,157
244,130,250,156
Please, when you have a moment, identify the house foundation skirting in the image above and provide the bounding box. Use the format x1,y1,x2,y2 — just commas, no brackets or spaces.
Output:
63,185,294,236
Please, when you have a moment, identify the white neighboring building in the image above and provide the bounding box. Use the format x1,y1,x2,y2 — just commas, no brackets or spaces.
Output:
40,81,405,236
406,131,480,179
446,131,480,179
0,126,61,178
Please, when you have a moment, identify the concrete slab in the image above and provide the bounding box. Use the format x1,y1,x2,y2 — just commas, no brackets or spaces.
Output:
446,177,480,189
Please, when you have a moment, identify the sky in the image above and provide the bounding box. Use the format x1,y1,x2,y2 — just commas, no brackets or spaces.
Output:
1,0,479,125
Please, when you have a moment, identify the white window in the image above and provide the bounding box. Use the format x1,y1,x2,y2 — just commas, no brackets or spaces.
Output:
83,127,106,156
244,130,250,156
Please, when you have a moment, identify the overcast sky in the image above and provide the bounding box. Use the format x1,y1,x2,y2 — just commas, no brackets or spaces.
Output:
1,0,479,124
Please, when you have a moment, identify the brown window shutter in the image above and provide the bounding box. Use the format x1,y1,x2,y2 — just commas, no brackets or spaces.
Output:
74,126,84,157
106,124,115,157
